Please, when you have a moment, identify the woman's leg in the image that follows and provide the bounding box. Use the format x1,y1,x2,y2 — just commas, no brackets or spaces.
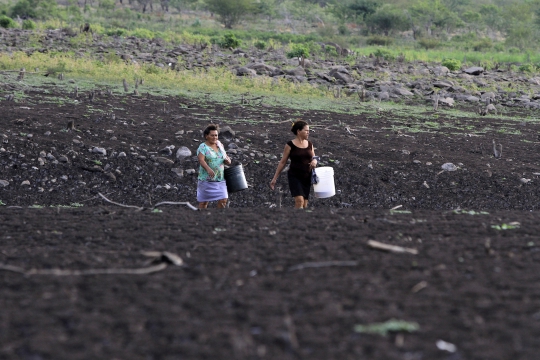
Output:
294,196,305,209
303,199,309,209
199,202,209,209
217,199,228,209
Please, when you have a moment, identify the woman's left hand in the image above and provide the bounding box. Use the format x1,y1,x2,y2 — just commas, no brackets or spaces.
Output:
309,159,317,170
224,156,232,165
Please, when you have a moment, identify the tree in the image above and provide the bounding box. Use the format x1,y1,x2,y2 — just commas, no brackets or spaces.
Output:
10,0,59,19
170,0,197,13
204,0,254,29
366,4,409,36
328,0,380,23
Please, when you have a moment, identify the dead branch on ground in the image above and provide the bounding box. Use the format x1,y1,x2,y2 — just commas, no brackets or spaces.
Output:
288,260,358,271
0,251,183,276
367,240,418,255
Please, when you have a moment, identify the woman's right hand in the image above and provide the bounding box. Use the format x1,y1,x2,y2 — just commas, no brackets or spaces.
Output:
207,169,216,179
269,179,276,190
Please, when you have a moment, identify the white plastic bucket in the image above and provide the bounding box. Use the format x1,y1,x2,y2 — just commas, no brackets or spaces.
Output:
313,167,335,198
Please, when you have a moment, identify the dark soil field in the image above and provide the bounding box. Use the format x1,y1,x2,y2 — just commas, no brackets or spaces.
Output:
2,86,540,359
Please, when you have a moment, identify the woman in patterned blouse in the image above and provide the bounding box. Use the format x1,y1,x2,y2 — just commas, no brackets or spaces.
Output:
196,124,231,209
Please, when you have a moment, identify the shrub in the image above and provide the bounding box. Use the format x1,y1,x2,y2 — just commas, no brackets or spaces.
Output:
338,24,350,36
493,43,504,52
366,35,393,46
508,47,520,54
473,38,492,52
373,48,395,61
418,38,440,50
10,0,35,18
286,43,309,59
132,28,155,39
254,40,266,50
191,18,201,27
519,63,536,73
325,45,338,57
442,58,462,71
105,28,126,37
217,33,241,49
22,19,36,30
0,15,16,28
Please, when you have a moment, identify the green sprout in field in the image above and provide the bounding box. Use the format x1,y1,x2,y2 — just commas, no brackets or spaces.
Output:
491,223,520,230
151,208,163,213
354,319,420,336
452,210,490,215
93,160,103,165
29,204,44,209
0,200,5,206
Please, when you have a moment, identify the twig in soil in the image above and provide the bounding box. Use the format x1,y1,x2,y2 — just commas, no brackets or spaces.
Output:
98,192,144,210
154,201,198,211
283,315,300,351
288,260,358,271
79,191,115,203
26,263,168,276
0,251,184,276
367,240,418,255
390,205,403,210
411,281,428,293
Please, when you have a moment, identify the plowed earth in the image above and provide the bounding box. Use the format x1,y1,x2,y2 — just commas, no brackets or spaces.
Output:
1,87,540,359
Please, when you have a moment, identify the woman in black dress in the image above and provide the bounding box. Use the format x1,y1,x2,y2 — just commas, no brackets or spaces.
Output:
270,120,318,209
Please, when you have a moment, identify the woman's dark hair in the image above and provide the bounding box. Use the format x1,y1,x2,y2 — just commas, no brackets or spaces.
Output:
203,124,219,137
291,120,308,135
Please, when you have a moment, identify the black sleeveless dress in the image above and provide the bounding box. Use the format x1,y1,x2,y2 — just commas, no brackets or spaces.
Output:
287,140,313,199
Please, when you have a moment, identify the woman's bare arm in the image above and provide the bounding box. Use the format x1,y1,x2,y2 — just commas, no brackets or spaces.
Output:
198,152,215,178
269,144,291,190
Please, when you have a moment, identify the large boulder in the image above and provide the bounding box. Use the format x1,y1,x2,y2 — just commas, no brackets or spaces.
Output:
176,146,192,160
433,66,450,76
393,87,414,96
246,63,277,75
433,81,453,88
328,66,353,84
234,67,257,77
220,126,235,141
284,66,306,77
439,97,455,107
464,66,484,75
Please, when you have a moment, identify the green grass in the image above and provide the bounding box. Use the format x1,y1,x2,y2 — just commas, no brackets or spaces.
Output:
354,46,540,68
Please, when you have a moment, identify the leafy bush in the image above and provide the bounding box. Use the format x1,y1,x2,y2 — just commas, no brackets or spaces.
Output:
473,38,493,52
508,47,520,54
143,64,161,74
22,19,36,29
366,35,393,46
373,48,395,61
325,45,338,57
254,40,266,50
10,0,36,18
519,63,536,73
493,43,505,52
191,18,201,27
105,28,126,37
132,28,155,39
442,58,462,71
99,0,115,11
286,43,309,59
216,33,241,49
11,0,58,19
338,24,350,36
418,38,440,49
0,15,16,28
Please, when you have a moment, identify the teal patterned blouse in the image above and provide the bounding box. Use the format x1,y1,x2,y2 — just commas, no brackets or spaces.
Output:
197,141,226,181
